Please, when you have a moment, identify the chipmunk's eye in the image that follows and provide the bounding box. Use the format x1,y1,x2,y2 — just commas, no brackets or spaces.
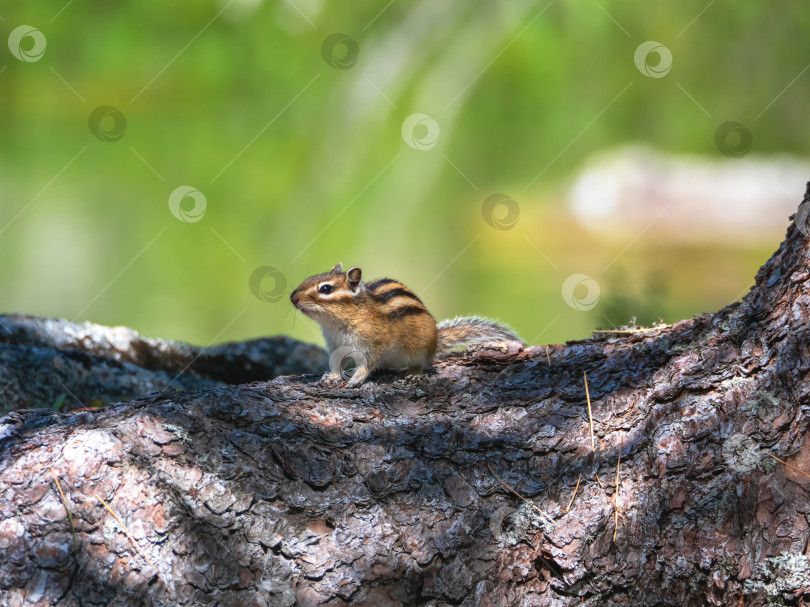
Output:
318,284,333,294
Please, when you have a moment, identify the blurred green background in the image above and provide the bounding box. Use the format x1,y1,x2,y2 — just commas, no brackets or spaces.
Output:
1,1,807,349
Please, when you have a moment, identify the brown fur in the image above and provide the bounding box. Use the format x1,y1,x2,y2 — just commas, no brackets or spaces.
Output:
290,264,521,386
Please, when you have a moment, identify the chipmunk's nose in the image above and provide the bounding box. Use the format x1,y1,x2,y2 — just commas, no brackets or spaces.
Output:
290,291,299,306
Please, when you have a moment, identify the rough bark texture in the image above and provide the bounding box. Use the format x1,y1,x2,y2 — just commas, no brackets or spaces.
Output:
0,314,327,415
4,189,810,606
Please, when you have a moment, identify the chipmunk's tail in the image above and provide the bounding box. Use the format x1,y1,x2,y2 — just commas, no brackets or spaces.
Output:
436,316,523,355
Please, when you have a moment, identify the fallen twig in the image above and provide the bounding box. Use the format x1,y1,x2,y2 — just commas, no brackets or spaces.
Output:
564,473,582,512
49,469,77,554
613,437,622,542
487,462,554,527
98,496,171,592
764,451,810,481
584,373,596,454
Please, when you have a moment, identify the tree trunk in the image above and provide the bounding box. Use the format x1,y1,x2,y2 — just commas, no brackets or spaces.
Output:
4,187,810,606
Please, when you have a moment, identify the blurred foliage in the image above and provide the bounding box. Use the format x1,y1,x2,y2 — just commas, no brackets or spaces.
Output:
0,0,805,348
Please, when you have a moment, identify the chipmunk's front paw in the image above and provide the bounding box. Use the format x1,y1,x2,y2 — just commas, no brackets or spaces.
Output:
318,372,345,388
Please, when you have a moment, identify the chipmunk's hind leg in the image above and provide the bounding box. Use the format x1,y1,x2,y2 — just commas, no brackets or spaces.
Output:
402,366,430,385
406,366,424,375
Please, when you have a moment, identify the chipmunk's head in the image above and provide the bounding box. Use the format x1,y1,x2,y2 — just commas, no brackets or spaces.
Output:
290,263,364,324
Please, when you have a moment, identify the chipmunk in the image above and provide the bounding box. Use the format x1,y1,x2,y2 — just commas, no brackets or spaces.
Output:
290,263,523,387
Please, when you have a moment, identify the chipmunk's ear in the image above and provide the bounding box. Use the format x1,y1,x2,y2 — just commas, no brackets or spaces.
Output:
330,263,343,273
347,267,362,290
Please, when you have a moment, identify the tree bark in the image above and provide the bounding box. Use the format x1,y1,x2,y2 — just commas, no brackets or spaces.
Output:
4,187,810,606
0,314,327,415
